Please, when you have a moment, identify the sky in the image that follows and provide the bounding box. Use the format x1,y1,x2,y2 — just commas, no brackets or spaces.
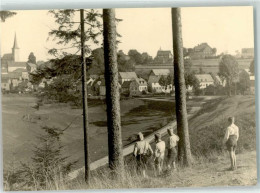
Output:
0,6,254,62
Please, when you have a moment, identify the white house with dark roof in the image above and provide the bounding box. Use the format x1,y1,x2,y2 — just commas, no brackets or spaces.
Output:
195,74,214,89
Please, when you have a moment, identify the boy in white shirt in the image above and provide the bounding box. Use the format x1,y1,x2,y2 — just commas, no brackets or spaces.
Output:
133,132,153,177
167,128,179,170
154,133,165,175
223,117,239,170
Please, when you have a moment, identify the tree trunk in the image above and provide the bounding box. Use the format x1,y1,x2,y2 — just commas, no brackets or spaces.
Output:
171,8,192,167
80,9,90,184
103,9,125,176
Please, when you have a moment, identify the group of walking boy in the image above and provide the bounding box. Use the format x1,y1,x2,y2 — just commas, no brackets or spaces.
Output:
133,128,179,177
133,116,239,177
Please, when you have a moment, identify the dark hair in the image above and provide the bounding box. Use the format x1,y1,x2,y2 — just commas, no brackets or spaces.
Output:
155,133,161,141
228,117,234,123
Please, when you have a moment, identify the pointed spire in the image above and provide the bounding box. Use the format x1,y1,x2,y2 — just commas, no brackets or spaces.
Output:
13,32,19,49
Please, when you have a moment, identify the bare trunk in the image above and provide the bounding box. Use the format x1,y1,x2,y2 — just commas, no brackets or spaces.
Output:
80,9,90,184
171,8,192,167
103,9,125,176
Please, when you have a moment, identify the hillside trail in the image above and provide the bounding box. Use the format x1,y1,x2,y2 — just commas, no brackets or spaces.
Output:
150,150,257,188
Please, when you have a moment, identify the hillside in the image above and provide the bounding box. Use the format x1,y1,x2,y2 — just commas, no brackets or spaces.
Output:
67,95,256,190
3,95,257,190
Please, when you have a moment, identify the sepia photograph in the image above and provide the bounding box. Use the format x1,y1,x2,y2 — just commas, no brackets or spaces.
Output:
0,6,257,191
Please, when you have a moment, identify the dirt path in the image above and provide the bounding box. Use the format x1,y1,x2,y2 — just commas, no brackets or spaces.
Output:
160,151,257,188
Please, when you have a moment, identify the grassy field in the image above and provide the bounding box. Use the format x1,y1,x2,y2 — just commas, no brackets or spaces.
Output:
2,95,257,190
2,94,175,170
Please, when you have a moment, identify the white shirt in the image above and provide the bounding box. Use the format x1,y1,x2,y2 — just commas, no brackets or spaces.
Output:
167,134,179,149
155,140,166,158
133,140,153,156
224,123,239,143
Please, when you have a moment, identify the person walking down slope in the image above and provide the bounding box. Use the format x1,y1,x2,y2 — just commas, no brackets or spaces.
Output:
223,117,239,171
133,132,153,177
154,133,166,176
167,128,179,170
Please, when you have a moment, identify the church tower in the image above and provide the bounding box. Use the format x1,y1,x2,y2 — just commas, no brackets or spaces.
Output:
12,33,20,62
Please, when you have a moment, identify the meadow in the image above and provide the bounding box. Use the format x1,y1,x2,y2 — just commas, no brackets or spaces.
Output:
2,94,175,170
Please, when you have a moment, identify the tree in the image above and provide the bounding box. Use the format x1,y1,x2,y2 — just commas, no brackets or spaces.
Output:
185,71,200,92
128,49,143,64
159,75,173,93
250,59,254,75
103,9,125,176
184,59,192,71
48,9,103,57
238,70,250,95
117,50,135,72
0,11,16,22
89,47,105,74
28,52,37,64
141,52,153,64
19,126,77,189
171,8,192,166
219,55,239,96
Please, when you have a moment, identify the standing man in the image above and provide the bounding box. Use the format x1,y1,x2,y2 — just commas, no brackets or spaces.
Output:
223,117,239,170
133,132,153,177
154,133,166,176
167,128,179,170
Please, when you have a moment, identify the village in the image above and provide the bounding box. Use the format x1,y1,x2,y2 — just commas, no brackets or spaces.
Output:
1,35,255,99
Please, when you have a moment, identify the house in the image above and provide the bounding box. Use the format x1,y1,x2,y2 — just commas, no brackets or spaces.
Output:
121,81,132,95
122,78,148,96
241,48,254,58
188,43,216,59
7,61,27,72
13,68,29,80
118,72,138,84
135,78,148,93
148,69,172,93
214,75,226,87
148,76,162,93
149,69,170,77
153,49,173,63
1,78,10,91
27,62,37,73
195,74,214,89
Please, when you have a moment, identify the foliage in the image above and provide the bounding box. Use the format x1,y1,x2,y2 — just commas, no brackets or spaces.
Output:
158,75,173,91
218,55,239,96
238,70,250,94
28,52,37,64
184,59,192,71
4,126,77,190
184,71,200,92
89,48,105,74
118,50,135,71
249,59,254,75
128,49,143,64
48,9,103,57
0,11,16,22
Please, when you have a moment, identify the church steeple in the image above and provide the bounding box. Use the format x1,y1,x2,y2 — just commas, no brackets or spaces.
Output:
12,32,20,61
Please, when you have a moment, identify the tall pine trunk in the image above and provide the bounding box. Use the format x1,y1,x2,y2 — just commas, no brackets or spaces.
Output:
171,8,192,167
80,9,90,184
103,9,125,176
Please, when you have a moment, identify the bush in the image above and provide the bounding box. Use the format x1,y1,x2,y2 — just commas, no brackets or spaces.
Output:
4,126,77,191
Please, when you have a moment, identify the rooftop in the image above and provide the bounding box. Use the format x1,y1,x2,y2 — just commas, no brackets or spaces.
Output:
119,72,137,79
151,69,170,76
